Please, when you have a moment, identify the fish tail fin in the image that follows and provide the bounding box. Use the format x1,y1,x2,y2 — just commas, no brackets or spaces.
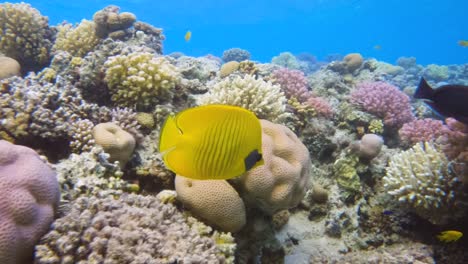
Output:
159,115,182,154
414,77,434,100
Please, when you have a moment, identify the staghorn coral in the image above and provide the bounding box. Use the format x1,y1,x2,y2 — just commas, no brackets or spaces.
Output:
0,2,52,72
52,20,100,57
0,140,60,264
34,193,235,263
383,142,467,224
198,75,289,123
104,52,180,110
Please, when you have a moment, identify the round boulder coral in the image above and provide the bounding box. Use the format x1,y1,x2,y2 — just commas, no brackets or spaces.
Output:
0,140,60,264
238,119,311,215
92,122,136,169
0,56,20,80
175,176,247,232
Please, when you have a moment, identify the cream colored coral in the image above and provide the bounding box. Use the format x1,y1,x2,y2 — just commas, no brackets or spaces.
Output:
383,142,465,224
104,52,179,109
0,56,20,80
175,176,246,232
92,122,135,169
198,75,289,123
0,2,50,67
238,119,311,215
52,20,100,57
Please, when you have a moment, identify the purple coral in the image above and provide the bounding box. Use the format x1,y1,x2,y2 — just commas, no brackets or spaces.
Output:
305,96,334,118
272,68,310,102
0,140,60,263
398,118,450,147
350,81,415,128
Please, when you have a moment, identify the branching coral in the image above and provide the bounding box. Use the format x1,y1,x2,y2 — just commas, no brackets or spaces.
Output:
0,2,52,72
52,20,101,57
104,52,180,110
34,193,235,263
383,142,467,224
198,75,289,123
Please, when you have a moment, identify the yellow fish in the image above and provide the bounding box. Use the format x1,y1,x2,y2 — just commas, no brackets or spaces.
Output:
437,230,463,242
374,44,382,50
159,105,264,180
458,40,468,47
185,30,192,42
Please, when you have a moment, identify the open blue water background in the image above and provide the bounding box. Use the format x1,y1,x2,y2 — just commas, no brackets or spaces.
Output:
13,0,468,65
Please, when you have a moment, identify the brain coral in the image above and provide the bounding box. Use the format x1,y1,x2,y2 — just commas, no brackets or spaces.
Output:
104,52,180,110
175,176,247,232
34,193,235,263
0,2,52,72
0,140,60,264
383,142,466,225
238,119,311,214
198,75,289,123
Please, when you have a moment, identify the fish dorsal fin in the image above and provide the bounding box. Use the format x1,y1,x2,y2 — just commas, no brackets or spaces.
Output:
414,77,435,100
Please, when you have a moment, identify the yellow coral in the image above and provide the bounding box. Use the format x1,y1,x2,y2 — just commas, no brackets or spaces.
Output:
104,52,180,109
135,112,155,129
238,60,259,76
53,20,100,57
0,3,51,69
368,119,384,134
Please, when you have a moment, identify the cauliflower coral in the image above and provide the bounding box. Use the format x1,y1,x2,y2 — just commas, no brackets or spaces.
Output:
198,75,289,123
104,52,180,110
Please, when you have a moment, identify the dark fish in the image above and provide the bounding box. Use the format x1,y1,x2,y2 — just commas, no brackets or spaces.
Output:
414,77,468,124
382,210,394,215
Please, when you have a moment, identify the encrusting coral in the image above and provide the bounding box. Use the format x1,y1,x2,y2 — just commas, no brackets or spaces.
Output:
0,140,60,264
34,193,235,263
104,52,180,110
0,2,52,72
198,75,289,123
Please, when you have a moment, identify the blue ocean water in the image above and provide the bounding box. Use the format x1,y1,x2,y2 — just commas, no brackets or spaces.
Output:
10,0,468,65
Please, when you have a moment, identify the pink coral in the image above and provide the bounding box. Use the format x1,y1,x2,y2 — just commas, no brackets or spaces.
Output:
398,118,450,147
272,68,310,102
305,95,334,118
350,81,415,128
0,140,60,264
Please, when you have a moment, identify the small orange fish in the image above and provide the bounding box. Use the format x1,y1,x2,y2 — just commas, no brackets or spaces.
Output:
374,45,382,50
185,31,192,42
458,40,468,47
437,230,463,243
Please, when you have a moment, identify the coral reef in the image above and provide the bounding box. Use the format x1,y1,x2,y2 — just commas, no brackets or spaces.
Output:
92,123,136,169
0,56,20,80
237,120,311,215
350,81,414,129
35,193,235,263
198,75,289,123
0,2,52,72
0,140,60,264
399,118,450,147
175,176,247,232
222,48,251,62
93,5,136,39
104,52,180,110
52,20,100,57
383,142,466,224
